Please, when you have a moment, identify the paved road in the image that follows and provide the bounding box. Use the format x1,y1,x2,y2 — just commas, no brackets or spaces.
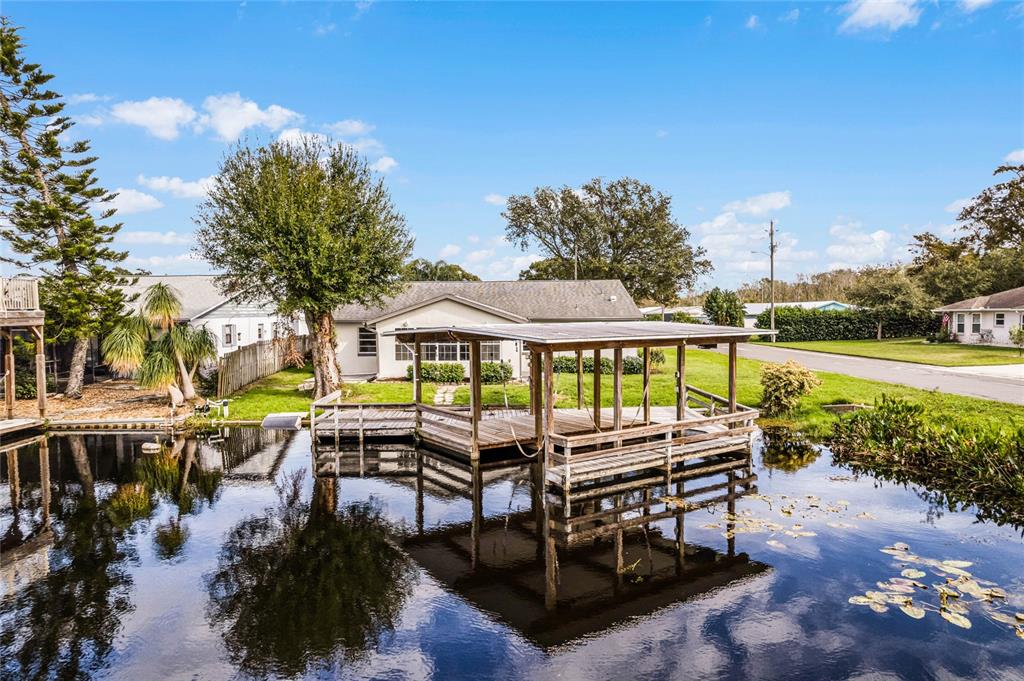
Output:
724,344,1024,405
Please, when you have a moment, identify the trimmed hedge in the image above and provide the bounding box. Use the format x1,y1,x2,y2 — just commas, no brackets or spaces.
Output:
406,362,464,383
755,307,939,342
551,354,649,374
481,361,513,384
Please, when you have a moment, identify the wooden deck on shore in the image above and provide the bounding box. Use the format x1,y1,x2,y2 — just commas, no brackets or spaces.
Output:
0,418,44,438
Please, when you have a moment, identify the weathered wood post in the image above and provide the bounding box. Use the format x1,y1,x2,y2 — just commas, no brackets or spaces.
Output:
33,326,46,418
469,339,482,461
532,350,543,449
575,350,584,410
642,346,651,424
593,349,602,431
728,341,738,414
676,343,686,422
39,436,51,529
543,350,555,466
612,348,623,434
4,331,14,419
413,339,423,437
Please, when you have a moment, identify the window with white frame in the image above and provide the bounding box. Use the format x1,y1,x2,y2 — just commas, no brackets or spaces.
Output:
358,327,377,356
257,323,265,340
422,342,469,362
971,313,981,334
956,314,964,334
222,324,236,347
994,313,1005,327
482,341,501,362
395,343,413,361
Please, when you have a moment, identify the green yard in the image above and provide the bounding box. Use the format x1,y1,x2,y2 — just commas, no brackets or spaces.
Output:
217,350,1024,437
769,337,1024,367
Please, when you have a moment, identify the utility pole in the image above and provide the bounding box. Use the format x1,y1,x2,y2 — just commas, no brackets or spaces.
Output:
769,219,777,343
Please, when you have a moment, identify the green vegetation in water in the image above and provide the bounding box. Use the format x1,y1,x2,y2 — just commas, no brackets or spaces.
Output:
760,427,821,473
107,483,153,529
849,542,1024,641
153,518,190,561
831,396,1024,527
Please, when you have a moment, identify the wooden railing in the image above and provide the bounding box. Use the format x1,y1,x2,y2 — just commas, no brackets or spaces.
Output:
0,277,40,312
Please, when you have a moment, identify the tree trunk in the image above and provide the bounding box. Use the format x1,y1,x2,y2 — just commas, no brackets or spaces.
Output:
63,338,90,399
876,320,883,341
67,434,95,503
307,310,341,399
174,351,197,400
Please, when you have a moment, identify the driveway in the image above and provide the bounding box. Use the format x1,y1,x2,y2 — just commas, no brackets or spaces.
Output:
724,344,1024,405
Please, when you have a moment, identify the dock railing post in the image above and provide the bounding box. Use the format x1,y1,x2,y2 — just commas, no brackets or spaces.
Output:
612,348,623,445
642,346,651,424
469,339,482,461
3,330,14,419
34,326,46,418
593,349,602,431
575,350,584,410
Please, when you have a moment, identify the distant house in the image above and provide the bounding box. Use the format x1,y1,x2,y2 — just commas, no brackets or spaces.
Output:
742,300,851,328
333,280,642,379
933,286,1024,346
123,275,306,357
638,305,706,322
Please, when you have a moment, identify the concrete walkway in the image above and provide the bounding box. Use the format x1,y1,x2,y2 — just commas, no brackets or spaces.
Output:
723,344,1024,405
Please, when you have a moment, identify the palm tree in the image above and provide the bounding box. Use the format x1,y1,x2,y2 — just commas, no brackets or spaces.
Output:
101,283,217,403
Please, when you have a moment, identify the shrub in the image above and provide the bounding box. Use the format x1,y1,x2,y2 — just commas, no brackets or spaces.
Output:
756,306,939,342
670,311,701,324
406,362,464,383
759,360,821,416
649,348,666,366
703,287,745,327
480,361,513,384
622,355,645,374
1010,325,1024,357
11,336,55,399
552,355,614,374
831,395,1024,526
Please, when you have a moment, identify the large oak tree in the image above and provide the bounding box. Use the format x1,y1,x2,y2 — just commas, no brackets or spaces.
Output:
195,138,412,398
503,177,710,304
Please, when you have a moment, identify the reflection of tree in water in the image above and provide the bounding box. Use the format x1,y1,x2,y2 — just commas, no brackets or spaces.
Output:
760,427,821,473
206,471,416,678
0,435,135,680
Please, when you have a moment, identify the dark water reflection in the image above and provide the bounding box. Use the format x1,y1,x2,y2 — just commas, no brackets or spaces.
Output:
1,428,1022,680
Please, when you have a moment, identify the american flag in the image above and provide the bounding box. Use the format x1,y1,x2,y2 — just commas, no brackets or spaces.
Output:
942,313,950,327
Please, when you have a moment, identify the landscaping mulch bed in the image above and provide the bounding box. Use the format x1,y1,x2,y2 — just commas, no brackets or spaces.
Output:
13,381,175,420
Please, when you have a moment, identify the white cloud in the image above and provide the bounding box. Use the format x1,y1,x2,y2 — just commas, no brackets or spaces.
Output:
325,119,374,136
107,188,163,215
110,97,197,140
438,244,461,259
467,234,480,243
483,193,507,206
944,198,970,214
277,127,328,145
370,156,398,173
958,0,993,12
839,0,921,33
68,93,109,105
346,137,385,155
1003,148,1024,163
696,211,815,278
779,8,800,23
313,21,336,35
137,174,213,199
745,14,760,29
117,230,193,245
197,93,300,142
722,190,791,216
124,252,206,272
825,221,894,268
76,113,104,127
465,248,495,264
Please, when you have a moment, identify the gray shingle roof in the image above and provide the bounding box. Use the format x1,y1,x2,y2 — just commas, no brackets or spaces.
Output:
934,286,1024,311
122,275,232,321
333,280,642,323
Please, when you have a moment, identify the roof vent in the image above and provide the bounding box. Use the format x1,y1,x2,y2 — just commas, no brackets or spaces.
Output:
609,295,617,302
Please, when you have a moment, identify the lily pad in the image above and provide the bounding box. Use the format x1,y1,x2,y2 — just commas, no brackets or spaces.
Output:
900,603,926,619
940,610,972,629
901,569,926,579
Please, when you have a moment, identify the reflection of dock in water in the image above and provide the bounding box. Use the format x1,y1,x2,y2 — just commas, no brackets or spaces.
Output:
318,442,769,649
1,433,53,595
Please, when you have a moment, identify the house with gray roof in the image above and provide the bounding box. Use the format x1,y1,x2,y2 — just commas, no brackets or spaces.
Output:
933,285,1024,346
123,275,306,357
334,280,641,379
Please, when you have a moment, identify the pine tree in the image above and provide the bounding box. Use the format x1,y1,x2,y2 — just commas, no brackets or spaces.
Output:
0,19,134,398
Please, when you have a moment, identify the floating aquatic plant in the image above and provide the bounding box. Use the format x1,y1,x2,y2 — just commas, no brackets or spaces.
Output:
847,542,1023,641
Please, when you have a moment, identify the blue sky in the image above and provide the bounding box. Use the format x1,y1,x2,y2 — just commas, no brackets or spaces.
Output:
6,1,1023,290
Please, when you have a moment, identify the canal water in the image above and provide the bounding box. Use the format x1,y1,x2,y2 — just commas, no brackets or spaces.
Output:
1,428,1022,680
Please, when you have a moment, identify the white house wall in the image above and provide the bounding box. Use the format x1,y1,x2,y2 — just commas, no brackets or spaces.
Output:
196,300,308,357
949,310,1023,347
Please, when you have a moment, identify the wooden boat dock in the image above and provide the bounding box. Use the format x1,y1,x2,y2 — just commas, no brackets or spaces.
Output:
313,321,770,490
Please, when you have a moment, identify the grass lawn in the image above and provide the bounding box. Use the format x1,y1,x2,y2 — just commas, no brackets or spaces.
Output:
219,351,1024,437
768,337,1024,367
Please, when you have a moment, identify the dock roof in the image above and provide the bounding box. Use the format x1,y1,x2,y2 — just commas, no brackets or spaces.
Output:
386,320,772,349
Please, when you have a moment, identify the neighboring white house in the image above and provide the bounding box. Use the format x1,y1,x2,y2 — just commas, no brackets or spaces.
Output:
640,300,852,328
934,286,1024,347
123,275,307,357
333,280,642,379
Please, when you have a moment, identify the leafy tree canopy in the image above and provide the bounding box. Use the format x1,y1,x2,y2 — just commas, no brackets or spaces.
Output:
403,258,480,281
504,177,710,304
847,266,934,339
957,164,1024,252
702,287,745,327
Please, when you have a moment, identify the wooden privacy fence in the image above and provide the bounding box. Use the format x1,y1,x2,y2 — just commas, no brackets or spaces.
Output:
216,336,311,397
